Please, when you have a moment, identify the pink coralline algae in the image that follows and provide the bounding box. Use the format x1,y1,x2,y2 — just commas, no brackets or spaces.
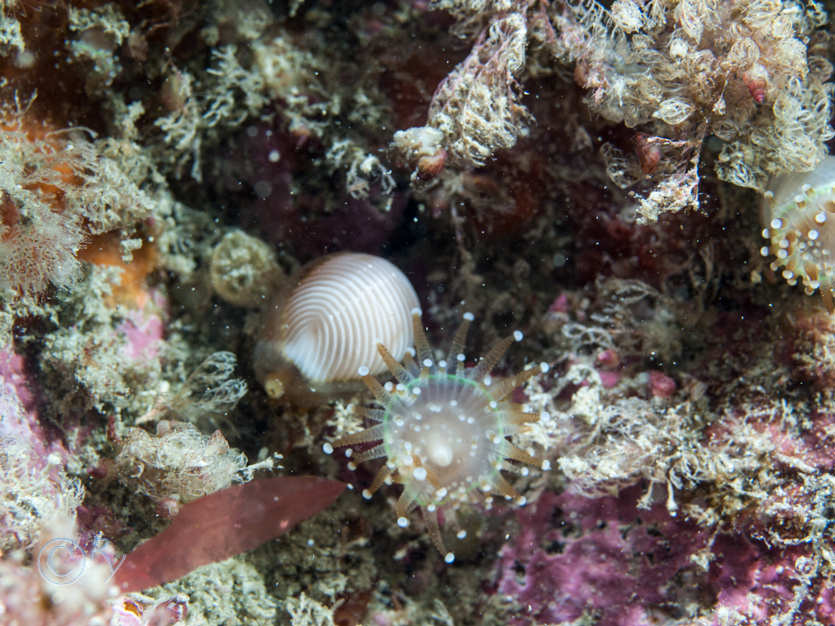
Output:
0,346,40,424
116,301,165,363
0,347,73,547
494,487,709,625
707,534,835,624
493,485,835,625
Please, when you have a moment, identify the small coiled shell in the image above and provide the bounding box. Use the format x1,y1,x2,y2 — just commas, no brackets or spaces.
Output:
254,252,419,404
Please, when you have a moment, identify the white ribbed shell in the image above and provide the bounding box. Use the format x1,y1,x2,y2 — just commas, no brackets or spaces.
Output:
279,253,419,383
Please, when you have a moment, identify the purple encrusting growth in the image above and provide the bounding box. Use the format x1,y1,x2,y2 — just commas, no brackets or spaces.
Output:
0,347,76,550
495,487,709,626
495,486,835,625
331,310,549,563
0,347,46,455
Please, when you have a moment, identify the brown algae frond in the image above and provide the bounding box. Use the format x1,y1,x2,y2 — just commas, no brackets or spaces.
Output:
328,310,549,563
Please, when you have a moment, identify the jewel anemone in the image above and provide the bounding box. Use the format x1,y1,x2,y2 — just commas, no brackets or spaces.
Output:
326,310,549,563
761,156,835,308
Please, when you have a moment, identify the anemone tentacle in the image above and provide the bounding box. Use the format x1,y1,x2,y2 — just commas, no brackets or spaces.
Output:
330,312,549,563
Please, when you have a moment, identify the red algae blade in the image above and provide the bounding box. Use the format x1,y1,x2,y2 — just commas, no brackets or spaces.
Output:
113,476,345,592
